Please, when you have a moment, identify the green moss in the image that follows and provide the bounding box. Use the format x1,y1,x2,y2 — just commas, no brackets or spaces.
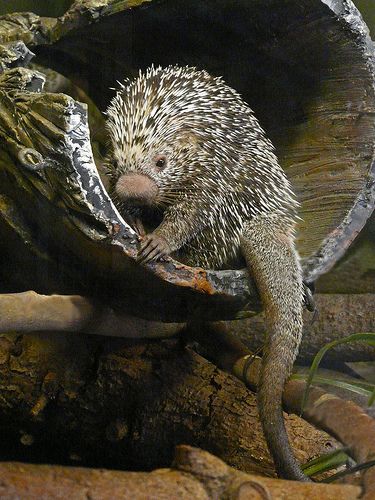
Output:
0,1,73,17
353,0,375,36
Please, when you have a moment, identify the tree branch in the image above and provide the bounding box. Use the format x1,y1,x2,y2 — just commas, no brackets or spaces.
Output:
0,446,361,499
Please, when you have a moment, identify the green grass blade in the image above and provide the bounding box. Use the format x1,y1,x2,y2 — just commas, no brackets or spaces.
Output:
369,387,375,407
322,460,375,483
300,333,375,413
302,448,349,477
292,374,375,399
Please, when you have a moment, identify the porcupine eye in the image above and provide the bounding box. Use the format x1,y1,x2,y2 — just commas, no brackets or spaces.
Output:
154,155,167,170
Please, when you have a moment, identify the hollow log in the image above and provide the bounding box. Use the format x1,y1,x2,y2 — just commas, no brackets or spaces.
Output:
0,0,374,321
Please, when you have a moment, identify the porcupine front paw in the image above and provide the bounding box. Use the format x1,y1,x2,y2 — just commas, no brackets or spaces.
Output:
137,232,171,264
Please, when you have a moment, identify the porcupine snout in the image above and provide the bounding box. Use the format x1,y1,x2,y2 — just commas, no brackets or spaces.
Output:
115,173,159,207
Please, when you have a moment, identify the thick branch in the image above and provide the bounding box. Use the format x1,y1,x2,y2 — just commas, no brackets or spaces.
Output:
0,291,373,362
0,446,361,499
0,291,179,338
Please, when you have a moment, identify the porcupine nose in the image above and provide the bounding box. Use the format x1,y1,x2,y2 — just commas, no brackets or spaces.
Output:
115,173,159,206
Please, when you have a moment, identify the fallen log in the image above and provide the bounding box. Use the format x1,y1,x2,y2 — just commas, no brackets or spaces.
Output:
0,316,374,491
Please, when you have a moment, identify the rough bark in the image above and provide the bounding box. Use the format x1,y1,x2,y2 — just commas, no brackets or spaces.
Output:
0,446,361,500
191,324,375,495
0,329,337,477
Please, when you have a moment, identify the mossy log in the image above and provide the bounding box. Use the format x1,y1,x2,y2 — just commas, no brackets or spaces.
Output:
0,0,374,321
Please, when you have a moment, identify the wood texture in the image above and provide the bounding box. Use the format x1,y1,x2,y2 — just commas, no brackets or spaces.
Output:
0,0,374,321
0,291,373,364
0,447,361,500
0,330,337,477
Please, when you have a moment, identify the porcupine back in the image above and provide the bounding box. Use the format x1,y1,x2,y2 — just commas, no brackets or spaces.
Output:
105,66,299,270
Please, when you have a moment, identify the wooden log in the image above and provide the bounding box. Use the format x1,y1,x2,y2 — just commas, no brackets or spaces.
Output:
0,291,180,338
0,311,373,488
190,324,375,494
229,294,375,364
0,329,338,477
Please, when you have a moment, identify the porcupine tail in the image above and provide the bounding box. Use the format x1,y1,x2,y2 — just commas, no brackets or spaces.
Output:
241,216,308,481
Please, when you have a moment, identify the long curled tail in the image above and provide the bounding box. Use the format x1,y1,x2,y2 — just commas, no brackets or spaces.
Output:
241,215,308,481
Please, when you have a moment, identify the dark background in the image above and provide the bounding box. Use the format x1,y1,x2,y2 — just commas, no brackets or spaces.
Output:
0,1,374,37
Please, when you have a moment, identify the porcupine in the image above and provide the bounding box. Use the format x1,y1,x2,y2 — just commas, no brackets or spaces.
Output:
105,65,307,481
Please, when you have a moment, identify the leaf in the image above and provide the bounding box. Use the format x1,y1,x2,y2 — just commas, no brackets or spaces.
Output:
322,459,375,483
299,333,375,413
302,448,349,477
293,373,375,400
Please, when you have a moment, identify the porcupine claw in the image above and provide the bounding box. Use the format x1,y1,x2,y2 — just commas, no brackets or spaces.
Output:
137,232,171,264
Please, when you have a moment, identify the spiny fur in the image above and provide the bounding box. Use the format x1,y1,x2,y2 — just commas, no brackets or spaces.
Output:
105,65,306,481
105,65,299,269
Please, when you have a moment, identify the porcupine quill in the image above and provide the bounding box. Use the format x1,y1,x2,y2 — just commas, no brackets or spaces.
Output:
105,66,307,481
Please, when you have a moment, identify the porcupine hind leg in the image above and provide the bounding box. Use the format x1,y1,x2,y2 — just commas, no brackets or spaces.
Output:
240,215,308,482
